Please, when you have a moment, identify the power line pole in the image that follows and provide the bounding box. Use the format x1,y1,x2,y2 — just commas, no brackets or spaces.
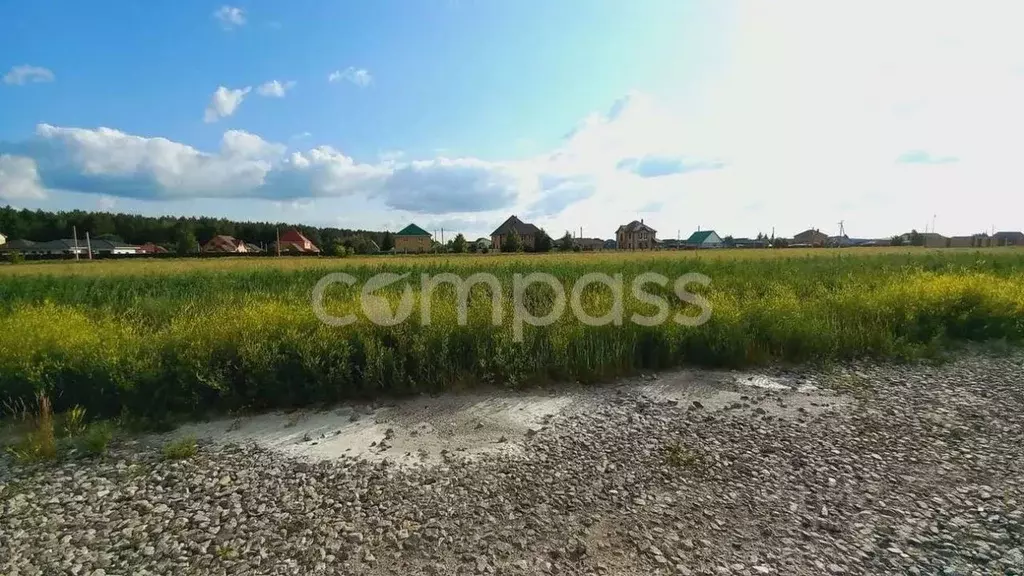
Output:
72,226,80,261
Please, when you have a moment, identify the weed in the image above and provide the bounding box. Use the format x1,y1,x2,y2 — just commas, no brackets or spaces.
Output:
6,395,57,463
64,405,87,438
162,436,198,460
76,422,115,456
0,249,1022,418
663,441,704,469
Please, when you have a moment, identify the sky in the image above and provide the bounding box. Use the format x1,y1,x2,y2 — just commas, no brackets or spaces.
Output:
1,0,1023,241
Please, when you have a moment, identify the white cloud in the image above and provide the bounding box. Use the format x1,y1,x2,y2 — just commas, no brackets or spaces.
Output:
203,86,251,123
3,65,55,85
5,125,519,214
0,155,46,200
328,67,372,87
213,5,246,29
257,80,296,98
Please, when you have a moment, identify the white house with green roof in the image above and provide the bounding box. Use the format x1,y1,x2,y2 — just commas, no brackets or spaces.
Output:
685,230,723,248
394,223,432,253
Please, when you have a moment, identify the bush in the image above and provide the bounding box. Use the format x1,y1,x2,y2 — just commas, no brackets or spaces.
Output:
7,250,25,265
76,422,115,456
162,436,198,460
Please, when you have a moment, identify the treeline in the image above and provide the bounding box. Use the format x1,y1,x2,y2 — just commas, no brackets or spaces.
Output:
0,205,386,251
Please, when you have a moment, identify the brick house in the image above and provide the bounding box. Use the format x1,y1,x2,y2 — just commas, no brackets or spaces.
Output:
616,220,657,250
394,223,432,253
491,215,540,251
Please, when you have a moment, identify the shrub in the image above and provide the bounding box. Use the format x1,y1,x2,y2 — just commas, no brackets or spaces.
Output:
76,422,115,456
162,436,198,460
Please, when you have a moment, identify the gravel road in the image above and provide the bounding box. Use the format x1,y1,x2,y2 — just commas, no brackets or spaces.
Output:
2,353,1022,575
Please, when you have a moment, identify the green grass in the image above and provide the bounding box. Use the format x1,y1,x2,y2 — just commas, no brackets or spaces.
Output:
1,248,1023,418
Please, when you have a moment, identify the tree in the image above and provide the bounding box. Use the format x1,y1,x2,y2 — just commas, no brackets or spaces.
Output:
890,235,905,247
534,229,553,253
468,241,479,254
558,232,574,252
909,229,924,246
503,228,523,252
723,235,736,248
381,232,394,252
175,228,198,255
452,233,467,253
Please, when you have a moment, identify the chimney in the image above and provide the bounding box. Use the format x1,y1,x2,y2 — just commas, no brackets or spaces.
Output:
641,218,644,224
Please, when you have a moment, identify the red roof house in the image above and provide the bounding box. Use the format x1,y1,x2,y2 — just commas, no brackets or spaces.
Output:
272,230,320,254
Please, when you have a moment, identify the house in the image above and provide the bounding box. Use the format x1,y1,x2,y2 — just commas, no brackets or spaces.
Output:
603,239,617,250
616,220,657,250
793,229,829,247
573,237,606,251
659,238,686,249
948,234,991,248
686,230,724,249
272,229,320,254
992,231,1024,246
474,237,491,251
491,215,540,251
0,239,40,254
901,232,948,248
393,224,432,253
137,243,169,254
202,235,251,253
827,235,854,247
0,232,6,246
731,237,769,249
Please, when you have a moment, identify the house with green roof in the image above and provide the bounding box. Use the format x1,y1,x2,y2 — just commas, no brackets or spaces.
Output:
394,223,432,253
685,229,723,249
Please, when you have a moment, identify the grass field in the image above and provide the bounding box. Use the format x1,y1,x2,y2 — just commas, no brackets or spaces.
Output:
2,247,1023,418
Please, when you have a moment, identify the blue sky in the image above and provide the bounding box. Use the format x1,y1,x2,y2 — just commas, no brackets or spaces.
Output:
2,0,1023,239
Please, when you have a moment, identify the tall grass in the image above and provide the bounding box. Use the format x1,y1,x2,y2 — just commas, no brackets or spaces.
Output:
1,248,1022,417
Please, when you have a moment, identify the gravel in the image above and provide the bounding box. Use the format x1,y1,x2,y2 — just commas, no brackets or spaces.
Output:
2,352,1023,575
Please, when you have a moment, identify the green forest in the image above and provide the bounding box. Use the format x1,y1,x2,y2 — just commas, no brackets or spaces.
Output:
0,205,386,251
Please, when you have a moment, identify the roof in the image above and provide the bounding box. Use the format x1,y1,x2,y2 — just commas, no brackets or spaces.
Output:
992,231,1024,240
686,230,720,243
794,229,827,238
491,215,540,237
616,220,657,234
395,223,431,237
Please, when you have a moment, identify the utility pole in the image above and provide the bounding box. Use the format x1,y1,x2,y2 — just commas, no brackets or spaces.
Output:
276,228,281,256
85,231,93,260
72,226,80,261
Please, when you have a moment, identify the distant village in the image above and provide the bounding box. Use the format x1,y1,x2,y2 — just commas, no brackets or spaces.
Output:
1,213,1022,260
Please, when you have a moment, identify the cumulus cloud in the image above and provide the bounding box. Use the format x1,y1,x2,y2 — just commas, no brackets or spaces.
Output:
203,86,251,123
0,155,46,200
213,6,245,29
328,67,372,87
378,158,520,213
257,80,296,98
3,65,55,85
1,124,520,212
